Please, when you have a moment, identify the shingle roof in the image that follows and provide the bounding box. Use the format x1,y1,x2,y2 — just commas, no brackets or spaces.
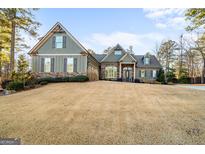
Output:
92,54,106,62
134,55,162,68
92,44,161,68
92,53,161,68
100,44,127,62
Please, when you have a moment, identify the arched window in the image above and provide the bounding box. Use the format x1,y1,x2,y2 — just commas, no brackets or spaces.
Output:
105,66,117,79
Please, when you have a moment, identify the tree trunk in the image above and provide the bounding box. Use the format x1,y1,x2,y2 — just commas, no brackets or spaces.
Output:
0,47,2,77
201,59,205,84
10,16,16,73
164,54,169,84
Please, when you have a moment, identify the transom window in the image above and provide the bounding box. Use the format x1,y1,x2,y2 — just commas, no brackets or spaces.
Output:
67,57,74,72
105,66,117,79
114,50,122,56
56,36,63,48
141,70,145,78
44,58,51,72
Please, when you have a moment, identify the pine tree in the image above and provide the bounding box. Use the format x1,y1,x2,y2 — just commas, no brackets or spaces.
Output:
0,11,11,78
0,8,41,73
16,54,29,87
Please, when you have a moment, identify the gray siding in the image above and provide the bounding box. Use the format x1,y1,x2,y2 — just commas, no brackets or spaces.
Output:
136,68,159,80
121,54,134,62
102,51,126,62
37,32,84,54
32,55,87,73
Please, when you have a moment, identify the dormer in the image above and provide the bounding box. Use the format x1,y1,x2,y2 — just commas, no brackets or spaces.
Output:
144,52,151,65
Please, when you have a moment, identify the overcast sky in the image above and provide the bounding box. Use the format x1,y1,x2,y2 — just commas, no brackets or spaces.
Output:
25,8,195,55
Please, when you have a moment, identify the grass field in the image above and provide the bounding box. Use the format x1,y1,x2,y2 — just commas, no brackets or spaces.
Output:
0,81,205,144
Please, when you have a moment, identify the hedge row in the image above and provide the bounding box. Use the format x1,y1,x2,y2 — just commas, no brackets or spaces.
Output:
36,75,89,84
6,75,89,91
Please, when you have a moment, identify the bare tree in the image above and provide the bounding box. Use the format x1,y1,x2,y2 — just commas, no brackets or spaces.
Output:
191,35,205,83
158,40,177,83
103,46,112,54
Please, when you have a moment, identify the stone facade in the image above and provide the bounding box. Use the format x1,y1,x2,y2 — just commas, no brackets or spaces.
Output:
100,62,120,80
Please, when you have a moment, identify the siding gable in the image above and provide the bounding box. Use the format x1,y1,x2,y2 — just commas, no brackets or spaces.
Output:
101,44,127,62
29,22,88,55
37,32,83,54
120,53,136,62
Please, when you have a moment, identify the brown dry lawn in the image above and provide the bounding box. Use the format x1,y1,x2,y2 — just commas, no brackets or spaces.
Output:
0,81,205,144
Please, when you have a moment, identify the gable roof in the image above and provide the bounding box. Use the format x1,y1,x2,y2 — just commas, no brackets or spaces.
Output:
28,22,88,55
92,44,161,68
119,52,136,62
101,44,127,62
134,55,161,68
92,54,106,62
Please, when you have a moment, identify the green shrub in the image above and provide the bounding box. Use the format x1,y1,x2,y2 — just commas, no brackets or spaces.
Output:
1,80,12,89
178,75,191,84
40,81,48,85
37,77,70,83
6,81,24,91
69,75,89,82
36,75,88,84
157,69,165,83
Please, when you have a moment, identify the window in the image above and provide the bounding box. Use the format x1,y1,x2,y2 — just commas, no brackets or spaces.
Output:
152,70,157,78
141,70,145,78
114,50,122,55
144,57,150,65
67,57,74,72
105,66,117,79
56,36,63,48
44,58,51,72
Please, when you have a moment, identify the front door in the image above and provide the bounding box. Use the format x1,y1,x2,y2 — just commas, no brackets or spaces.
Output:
123,67,133,82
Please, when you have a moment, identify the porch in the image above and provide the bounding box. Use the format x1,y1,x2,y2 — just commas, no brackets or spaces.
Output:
119,62,136,82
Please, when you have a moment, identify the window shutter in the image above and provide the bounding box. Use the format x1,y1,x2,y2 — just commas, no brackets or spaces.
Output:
63,36,66,48
151,70,153,78
74,58,77,72
51,58,55,72
41,58,45,72
52,36,56,48
139,70,141,78
64,58,67,72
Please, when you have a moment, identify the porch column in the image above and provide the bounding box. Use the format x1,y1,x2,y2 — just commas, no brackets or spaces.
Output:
119,62,121,78
133,62,136,79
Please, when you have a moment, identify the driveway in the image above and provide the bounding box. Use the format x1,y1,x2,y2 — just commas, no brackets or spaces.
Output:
0,81,205,144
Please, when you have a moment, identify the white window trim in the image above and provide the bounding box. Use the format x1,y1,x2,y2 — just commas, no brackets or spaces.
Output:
105,66,117,79
67,57,74,73
141,70,145,78
114,50,122,56
144,57,150,65
55,36,63,48
44,58,51,72
153,70,157,78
